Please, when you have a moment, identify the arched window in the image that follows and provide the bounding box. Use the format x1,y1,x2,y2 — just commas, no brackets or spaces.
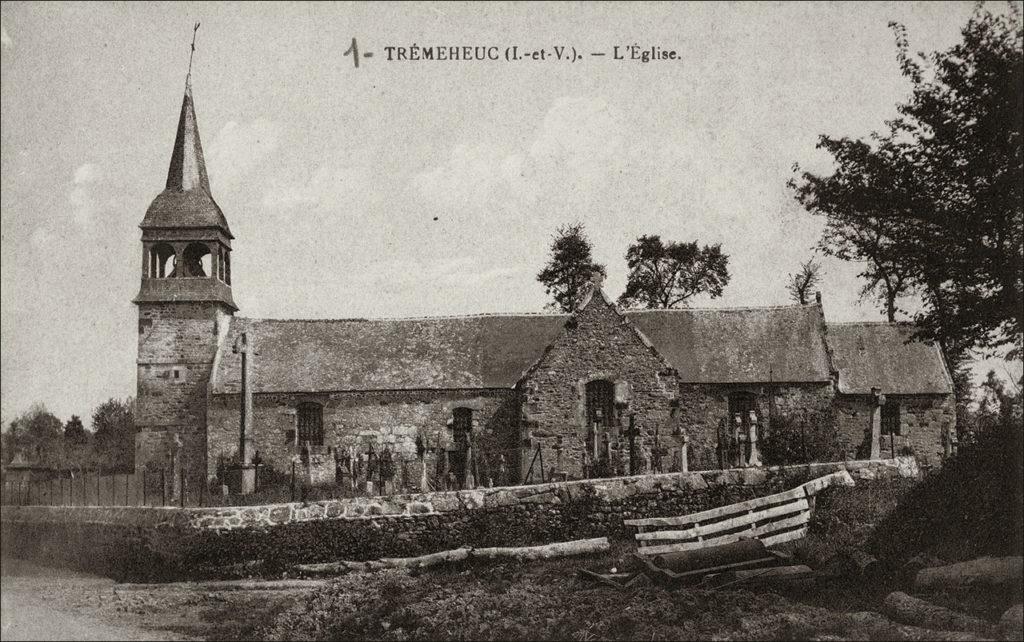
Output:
217,246,226,282
182,242,212,278
149,243,176,278
585,380,615,428
297,402,324,447
225,251,231,285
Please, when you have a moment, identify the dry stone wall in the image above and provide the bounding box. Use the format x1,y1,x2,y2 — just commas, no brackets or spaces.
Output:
2,458,917,580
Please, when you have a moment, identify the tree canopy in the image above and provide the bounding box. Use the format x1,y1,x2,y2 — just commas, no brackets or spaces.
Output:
536,223,606,313
617,235,730,309
91,397,135,473
786,258,824,305
790,6,1023,360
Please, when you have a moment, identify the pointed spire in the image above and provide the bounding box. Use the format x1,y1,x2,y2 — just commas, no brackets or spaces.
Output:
166,23,209,193
165,75,211,193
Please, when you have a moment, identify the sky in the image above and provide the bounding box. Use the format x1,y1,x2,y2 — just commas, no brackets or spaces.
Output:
1,1,1021,423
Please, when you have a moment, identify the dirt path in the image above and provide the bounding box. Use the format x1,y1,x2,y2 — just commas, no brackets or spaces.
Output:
0,558,312,641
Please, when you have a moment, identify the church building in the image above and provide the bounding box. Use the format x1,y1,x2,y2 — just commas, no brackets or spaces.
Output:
133,80,956,491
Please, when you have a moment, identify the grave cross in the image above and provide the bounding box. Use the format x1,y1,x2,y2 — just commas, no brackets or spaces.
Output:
622,413,641,475
232,332,255,466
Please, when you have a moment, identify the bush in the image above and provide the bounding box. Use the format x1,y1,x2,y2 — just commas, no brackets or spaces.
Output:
761,409,843,466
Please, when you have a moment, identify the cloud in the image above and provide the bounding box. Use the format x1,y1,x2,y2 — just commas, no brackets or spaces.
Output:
206,119,281,190
73,163,100,184
68,163,102,226
263,163,370,211
1,25,12,49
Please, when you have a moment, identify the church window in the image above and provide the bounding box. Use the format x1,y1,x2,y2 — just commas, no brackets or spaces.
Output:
297,402,324,447
882,401,901,435
585,380,615,428
150,243,176,278
182,242,212,278
225,251,231,285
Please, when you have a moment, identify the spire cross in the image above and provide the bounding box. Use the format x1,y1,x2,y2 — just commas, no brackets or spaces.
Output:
187,22,201,84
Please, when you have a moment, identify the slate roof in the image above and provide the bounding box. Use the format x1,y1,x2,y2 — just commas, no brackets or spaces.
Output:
626,305,833,383
140,81,233,237
827,322,953,395
213,303,837,394
212,315,569,394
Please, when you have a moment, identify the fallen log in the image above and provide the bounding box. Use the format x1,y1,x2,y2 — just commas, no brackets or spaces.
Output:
913,556,1024,593
115,579,328,592
653,539,769,573
706,564,815,589
1001,603,1023,637
379,547,471,568
472,537,609,560
293,537,609,577
845,549,887,581
844,611,990,642
881,591,992,634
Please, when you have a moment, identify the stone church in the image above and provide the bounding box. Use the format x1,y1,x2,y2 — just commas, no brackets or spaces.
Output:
134,81,956,491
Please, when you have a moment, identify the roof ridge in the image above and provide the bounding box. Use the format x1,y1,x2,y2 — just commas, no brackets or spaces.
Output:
235,311,571,323
828,321,915,327
625,303,815,313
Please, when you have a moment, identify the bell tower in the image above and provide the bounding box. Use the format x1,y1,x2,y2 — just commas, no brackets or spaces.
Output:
133,66,236,492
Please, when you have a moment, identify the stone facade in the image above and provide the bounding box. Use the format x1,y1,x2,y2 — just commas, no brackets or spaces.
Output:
835,394,954,467
518,290,680,479
0,457,919,580
207,388,520,484
677,382,835,470
136,302,232,492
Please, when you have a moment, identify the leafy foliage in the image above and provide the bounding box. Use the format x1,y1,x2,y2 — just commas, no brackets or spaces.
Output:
617,235,730,309
790,6,1024,359
1,404,65,468
785,258,824,305
91,397,135,474
536,223,606,313
760,409,843,466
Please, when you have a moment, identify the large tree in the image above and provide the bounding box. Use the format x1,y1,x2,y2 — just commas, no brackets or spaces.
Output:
618,235,730,309
2,404,64,468
536,223,606,312
91,398,135,474
790,6,1023,360
786,257,824,305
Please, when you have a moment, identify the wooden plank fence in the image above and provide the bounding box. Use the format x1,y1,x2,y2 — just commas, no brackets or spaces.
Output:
625,470,854,556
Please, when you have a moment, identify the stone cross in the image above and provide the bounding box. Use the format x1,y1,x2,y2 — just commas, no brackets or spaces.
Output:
870,387,885,460
232,332,255,466
680,432,689,473
747,410,762,467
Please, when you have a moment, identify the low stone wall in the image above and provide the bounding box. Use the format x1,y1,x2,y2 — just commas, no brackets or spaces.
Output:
1,457,918,580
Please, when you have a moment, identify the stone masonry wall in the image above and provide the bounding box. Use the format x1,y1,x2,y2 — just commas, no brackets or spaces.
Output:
135,302,233,491
520,290,679,479
677,382,835,470
835,394,954,466
0,458,918,580
206,389,520,483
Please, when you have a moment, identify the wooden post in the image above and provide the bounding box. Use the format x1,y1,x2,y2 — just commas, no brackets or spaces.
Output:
538,445,546,483
290,461,296,501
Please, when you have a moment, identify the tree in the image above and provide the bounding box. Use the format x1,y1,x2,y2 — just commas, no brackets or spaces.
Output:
618,235,730,309
536,223,606,312
790,6,1023,359
819,216,914,321
786,258,824,305
2,404,64,468
91,398,135,474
